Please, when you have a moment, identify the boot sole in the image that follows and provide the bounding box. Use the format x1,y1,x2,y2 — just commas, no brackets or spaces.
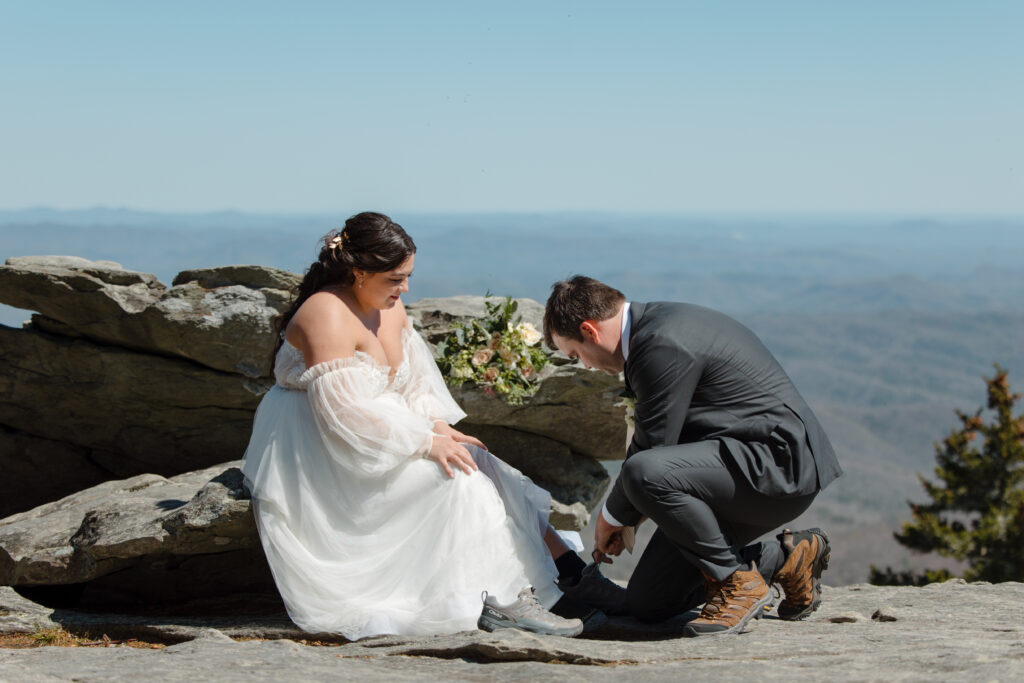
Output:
778,527,831,621
682,589,774,637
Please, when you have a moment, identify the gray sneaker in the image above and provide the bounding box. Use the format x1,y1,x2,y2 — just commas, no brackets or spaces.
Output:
477,587,584,637
558,563,628,616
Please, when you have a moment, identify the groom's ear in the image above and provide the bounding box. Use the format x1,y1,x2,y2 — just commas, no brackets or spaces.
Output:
580,320,600,343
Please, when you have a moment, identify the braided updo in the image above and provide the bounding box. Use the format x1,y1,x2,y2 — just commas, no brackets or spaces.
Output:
273,211,416,354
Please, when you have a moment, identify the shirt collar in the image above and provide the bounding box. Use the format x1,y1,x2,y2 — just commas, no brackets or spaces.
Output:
620,301,632,361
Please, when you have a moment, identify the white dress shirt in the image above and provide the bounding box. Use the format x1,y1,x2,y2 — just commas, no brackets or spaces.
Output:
600,302,631,528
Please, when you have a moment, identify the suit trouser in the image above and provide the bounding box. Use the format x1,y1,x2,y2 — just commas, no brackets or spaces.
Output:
619,439,817,622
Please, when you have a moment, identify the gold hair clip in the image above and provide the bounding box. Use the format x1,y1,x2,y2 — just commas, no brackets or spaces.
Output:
328,235,344,251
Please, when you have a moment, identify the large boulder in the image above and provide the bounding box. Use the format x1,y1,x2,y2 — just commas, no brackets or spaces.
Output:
0,463,257,587
0,462,275,609
0,256,299,378
0,258,290,516
0,324,267,517
0,324,267,463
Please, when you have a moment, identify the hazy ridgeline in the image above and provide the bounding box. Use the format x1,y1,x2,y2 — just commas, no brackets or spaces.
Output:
3,209,1024,583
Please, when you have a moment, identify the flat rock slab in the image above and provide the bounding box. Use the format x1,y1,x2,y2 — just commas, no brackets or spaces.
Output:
0,463,261,590
0,256,299,377
3,581,1023,680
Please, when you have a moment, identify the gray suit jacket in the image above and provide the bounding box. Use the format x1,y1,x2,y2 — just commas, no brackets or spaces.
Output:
606,302,843,526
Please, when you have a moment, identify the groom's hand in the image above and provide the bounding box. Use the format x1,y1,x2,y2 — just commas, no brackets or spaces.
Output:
595,511,625,561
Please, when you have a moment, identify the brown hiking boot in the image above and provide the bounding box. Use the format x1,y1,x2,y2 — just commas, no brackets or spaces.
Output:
773,527,831,620
682,563,772,637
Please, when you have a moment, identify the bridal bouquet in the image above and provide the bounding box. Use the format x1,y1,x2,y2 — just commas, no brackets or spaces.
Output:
435,296,550,405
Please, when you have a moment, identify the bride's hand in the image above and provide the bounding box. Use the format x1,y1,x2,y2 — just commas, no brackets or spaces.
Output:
432,421,487,451
428,435,479,478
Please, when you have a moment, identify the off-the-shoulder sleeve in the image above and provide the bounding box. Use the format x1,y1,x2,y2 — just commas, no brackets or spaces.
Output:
399,328,468,425
300,360,435,476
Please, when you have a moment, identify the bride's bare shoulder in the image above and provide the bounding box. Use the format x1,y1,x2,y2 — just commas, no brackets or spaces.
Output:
285,292,359,362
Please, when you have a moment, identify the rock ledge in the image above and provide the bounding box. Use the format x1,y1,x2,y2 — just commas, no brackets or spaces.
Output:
2,581,1023,680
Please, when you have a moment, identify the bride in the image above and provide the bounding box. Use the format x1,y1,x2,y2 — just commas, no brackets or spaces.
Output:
241,211,591,639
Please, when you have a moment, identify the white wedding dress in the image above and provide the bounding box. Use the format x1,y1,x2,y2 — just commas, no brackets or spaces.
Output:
241,325,562,639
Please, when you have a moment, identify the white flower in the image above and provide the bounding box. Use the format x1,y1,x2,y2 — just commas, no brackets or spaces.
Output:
450,364,474,380
517,322,542,346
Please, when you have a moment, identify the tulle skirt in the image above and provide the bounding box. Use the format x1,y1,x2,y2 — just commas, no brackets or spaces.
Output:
241,385,561,639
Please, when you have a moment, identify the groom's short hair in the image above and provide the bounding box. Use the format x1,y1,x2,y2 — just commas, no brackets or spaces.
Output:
544,275,626,348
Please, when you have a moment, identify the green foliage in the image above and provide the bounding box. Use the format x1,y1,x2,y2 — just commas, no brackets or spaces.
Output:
872,364,1024,585
435,295,550,406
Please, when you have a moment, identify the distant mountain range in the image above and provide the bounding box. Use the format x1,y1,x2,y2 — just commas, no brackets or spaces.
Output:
3,208,1023,582
3,208,1023,311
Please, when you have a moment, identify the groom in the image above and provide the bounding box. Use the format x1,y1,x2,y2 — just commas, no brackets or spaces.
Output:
544,276,843,636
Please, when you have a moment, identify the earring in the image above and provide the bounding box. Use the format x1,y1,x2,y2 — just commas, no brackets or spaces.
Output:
358,276,364,289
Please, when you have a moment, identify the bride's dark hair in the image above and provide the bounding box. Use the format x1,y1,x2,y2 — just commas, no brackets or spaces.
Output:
273,211,416,356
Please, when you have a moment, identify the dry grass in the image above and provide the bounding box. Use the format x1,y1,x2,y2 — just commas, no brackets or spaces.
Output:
0,626,166,650
233,636,343,647
3,630,343,650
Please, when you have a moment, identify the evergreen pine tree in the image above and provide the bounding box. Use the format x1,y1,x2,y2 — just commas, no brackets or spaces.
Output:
871,365,1024,584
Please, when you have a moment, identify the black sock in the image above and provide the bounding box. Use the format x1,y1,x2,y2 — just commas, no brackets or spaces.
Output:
551,593,596,620
554,551,586,585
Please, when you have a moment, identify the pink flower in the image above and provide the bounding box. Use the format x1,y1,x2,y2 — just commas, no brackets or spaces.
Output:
483,366,500,382
471,348,495,366
521,364,536,380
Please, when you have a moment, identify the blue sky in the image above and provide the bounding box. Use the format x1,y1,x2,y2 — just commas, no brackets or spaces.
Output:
1,1,1021,213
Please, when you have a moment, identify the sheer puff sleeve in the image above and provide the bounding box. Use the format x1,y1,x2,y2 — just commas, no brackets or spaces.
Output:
399,327,468,425
299,359,435,477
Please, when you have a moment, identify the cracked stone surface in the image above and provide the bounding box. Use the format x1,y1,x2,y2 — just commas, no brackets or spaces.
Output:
2,581,1023,681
